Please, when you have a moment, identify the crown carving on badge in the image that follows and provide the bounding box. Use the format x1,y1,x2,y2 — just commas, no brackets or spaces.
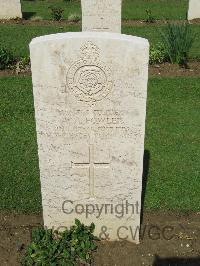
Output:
80,41,100,60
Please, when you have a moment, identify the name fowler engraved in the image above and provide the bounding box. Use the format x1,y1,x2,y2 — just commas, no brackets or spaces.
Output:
74,109,124,125
67,41,113,103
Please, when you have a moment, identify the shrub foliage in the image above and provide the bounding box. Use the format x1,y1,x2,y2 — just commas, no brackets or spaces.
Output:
160,22,195,67
0,47,15,70
149,43,168,64
22,219,99,265
49,7,64,21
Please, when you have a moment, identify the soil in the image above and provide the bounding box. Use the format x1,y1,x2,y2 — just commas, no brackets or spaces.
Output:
0,18,80,26
0,210,199,266
0,18,200,26
123,18,200,26
1,61,200,78
149,61,200,77
0,70,31,77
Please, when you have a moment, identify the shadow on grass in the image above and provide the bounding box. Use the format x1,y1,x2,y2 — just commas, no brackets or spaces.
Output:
153,255,200,265
22,12,36,20
141,149,150,224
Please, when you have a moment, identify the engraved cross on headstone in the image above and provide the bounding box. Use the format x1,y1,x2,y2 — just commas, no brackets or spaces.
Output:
71,144,110,198
81,0,122,33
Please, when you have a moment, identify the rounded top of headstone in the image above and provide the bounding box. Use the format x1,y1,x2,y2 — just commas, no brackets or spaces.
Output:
30,32,149,49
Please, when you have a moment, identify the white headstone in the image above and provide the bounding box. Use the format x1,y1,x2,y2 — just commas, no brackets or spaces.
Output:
0,0,22,19
188,0,200,20
30,32,149,243
81,0,121,33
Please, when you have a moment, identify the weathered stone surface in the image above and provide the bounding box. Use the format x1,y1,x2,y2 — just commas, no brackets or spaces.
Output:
188,0,200,20
30,32,149,243
81,0,121,33
0,0,22,19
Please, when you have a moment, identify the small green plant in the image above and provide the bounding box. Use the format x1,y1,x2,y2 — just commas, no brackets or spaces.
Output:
49,7,64,21
0,47,15,70
145,9,155,23
160,22,195,67
16,56,30,74
68,13,81,22
149,43,169,65
22,219,99,265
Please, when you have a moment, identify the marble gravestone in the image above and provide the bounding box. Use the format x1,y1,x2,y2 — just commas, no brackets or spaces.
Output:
30,34,149,243
188,0,200,20
30,5,149,244
81,0,121,33
0,0,22,19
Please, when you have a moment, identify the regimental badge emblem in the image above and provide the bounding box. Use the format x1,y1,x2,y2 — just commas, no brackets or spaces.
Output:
67,41,113,103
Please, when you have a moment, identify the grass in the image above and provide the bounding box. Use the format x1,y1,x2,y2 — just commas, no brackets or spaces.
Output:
0,77,41,212
0,24,200,59
0,24,80,58
21,0,188,20
145,77,200,210
0,76,199,212
122,0,188,20
22,0,81,21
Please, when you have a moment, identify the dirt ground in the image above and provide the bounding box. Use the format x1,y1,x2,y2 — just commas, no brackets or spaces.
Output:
1,61,200,78
0,210,199,266
149,61,200,77
0,18,200,26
